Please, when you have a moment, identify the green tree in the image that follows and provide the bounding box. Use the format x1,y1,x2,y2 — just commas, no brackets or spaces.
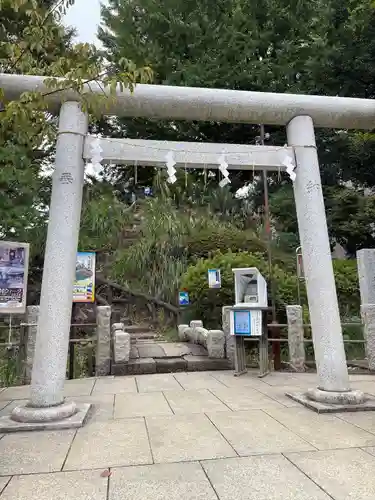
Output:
98,0,375,248
0,0,152,303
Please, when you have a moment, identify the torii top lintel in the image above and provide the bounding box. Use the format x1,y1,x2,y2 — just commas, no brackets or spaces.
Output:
1,73,375,130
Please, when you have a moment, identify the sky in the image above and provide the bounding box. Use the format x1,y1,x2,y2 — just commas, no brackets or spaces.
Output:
63,0,106,45
63,0,108,178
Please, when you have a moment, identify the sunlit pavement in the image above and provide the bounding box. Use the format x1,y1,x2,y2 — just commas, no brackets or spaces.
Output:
1,370,375,499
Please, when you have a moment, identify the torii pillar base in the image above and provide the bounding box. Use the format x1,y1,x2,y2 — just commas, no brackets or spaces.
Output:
0,403,91,432
285,390,375,414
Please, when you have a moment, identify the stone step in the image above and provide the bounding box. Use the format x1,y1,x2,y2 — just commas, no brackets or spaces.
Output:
130,334,159,343
112,356,230,376
126,325,153,334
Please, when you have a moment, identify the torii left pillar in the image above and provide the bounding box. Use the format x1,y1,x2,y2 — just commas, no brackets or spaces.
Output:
0,101,92,431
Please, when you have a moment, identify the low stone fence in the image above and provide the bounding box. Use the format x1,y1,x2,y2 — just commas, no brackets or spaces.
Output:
178,320,225,359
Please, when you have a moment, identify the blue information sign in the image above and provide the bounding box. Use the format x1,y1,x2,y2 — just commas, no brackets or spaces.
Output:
233,310,252,335
179,291,190,306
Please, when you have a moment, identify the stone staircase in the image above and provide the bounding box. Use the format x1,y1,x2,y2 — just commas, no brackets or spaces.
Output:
111,320,230,376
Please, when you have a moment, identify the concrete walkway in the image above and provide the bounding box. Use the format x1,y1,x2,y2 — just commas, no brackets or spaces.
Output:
1,370,375,499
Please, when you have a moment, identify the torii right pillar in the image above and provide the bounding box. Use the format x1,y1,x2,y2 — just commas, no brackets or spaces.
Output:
286,115,374,411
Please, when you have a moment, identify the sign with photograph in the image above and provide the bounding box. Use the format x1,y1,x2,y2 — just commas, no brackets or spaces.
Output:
73,252,96,303
0,241,29,314
208,269,221,289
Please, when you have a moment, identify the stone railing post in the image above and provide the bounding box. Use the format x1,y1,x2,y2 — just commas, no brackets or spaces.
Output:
357,249,375,366
361,304,375,371
286,305,305,372
95,306,111,376
111,323,130,364
24,306,39,384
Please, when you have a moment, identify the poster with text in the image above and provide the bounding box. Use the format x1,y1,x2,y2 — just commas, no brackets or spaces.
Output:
73,252,96,303
0,241,29,314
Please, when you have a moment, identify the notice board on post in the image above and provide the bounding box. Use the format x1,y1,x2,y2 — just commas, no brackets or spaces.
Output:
230,309,262,337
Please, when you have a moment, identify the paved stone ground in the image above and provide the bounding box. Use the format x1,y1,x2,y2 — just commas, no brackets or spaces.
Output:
1,370,375,498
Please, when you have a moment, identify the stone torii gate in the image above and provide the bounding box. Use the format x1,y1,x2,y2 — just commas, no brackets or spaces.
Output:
1,73,375,431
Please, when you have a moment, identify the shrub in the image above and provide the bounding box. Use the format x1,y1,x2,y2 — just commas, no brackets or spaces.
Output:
181,251,302,328
332,259,360,317
184,228,267,261
181,251,360,328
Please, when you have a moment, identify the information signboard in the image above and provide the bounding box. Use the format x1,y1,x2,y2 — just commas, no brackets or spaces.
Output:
231,309,262,336
73,252,96,303
0,241,29,314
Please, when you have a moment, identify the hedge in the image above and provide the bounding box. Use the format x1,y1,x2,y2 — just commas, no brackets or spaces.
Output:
180,251,360,328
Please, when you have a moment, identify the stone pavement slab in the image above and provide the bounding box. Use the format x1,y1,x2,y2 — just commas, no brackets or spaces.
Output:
0,402,10,412
63,378,96,397
211,387,285,410
68,394,114,422
114,392,172,418
202,455,331,500
253,385,302,407
265,407,375,449
350,381,375,395
146,413,236,463
363,446,375,457
174,372,226,390
110,462,217,500
0,379,95,402
136,373,182,392
207,410,314,455
92,376,137,395
164,389,229,414
63,418,152,470
0,430,75,475
0,470,108,500
0,400,19,416
0,477,10,495
337,410,375,434
259,372,318,387
0,385,30,401
286,448,375,500
0,394,115,423
209,371,272,390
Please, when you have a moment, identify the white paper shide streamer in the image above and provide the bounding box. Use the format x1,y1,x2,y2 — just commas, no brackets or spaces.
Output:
218,154,231,187
89,137,103,175
165,151,177,184
282,154,296,182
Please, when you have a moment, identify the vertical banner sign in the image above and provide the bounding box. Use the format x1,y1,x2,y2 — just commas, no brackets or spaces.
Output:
208,269,221,289
0,241,29,314
296,252,304,280
73,252,96,303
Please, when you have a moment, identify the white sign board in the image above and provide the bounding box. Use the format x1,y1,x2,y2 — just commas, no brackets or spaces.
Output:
208,269,221,289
